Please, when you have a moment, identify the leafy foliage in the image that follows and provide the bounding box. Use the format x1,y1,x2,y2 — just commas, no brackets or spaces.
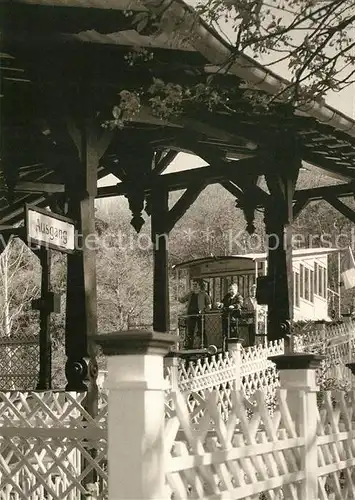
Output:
105,0,355,127
197,0,355,101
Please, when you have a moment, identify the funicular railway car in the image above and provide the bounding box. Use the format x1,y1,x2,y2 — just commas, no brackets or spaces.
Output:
174,247,342,351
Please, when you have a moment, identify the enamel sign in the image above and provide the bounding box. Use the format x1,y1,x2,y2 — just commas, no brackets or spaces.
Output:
25,204,75,253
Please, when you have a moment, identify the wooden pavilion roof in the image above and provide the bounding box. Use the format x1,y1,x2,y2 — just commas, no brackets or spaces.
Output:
0,0,354,225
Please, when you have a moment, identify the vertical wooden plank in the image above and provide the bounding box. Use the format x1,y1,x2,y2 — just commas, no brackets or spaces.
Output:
265,163,299,344
151,189,170,333
265,202,291,343
65,196,89,390
65,118,100,391
37,247,52,390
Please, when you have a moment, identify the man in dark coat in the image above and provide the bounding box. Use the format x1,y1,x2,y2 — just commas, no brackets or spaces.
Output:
221,283,244,350
179,280,212,349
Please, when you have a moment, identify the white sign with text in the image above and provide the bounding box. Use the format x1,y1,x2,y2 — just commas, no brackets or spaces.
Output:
26,206,75,252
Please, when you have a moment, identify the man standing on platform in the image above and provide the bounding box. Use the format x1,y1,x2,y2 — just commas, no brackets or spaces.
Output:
244,284,258,346
179,280,211,349
220,283,244,350
244,284,267,345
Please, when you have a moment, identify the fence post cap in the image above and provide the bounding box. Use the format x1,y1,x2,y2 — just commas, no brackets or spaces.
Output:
94,330,178,356
228,337,244,343
268,353,324,370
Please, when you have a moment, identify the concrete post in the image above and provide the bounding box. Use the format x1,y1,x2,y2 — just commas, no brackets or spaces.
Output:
269,353,323,500
95,330,177,500
164,352,180,392
228,338,242,390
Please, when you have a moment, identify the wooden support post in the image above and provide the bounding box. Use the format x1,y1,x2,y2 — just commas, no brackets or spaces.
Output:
151,189,170,332
265,148,300,345
64,113,111,393
65,195,91,391
63,102,112,492
264,203,292,343
37,248,52,390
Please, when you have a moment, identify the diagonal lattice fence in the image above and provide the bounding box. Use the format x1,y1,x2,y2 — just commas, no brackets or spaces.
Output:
0,336,39,390
165,320,355,422
165,388,355,499
0,391,108,499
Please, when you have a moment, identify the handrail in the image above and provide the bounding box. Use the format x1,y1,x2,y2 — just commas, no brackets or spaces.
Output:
170,345,218,356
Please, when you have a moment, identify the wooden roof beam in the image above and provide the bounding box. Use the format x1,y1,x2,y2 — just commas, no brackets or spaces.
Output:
323,195,355,223
166,181,207,232
292,198,311,220
294,182,355,203
220,180,244,199
302,151,355,182
220,179,269,206
97,156,265,198
0,194,47,224
11,181,64,193
0,2,138,36
154,150,179,175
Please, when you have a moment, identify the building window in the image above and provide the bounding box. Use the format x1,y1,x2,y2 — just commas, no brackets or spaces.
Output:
300,264,304,299
318,265,323,297
294,272,300,308
314,263,318,295
305,268,310,301
310,270,314,302
323,267,327,299
214,278,221,305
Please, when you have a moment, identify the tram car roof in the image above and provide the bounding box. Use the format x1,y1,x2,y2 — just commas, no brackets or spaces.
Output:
173,247,342,272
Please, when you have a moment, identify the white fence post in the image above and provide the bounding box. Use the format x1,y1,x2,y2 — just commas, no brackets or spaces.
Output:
164,352,180,391
228,338,242,390
95,330,177,500
270,353,323,500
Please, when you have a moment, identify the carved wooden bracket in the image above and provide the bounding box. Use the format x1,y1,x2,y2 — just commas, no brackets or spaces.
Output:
126,188,146,233
233,175,261,234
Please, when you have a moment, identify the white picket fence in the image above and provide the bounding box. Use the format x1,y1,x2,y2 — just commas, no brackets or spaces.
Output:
165,387,355,499
165,321,355,420
0,321,354,499
0,391,108,500
1,386,355,499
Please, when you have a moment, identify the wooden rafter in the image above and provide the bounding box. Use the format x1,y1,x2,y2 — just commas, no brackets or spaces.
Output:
12,181,64,193
292,198,310,220
97,156,265,197
219,180,244,199
302,151,355,182
154,150,179,175
323,195,355,223
167,181,207,232
294,182,355,202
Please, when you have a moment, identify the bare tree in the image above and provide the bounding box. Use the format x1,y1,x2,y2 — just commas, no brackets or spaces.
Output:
198,0,355,102
95,208,153,332
0,238,40,389
0,238,39,338
105,0,355,126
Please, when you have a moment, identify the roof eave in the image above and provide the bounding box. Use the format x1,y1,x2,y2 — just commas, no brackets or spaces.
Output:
141,0,355,139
